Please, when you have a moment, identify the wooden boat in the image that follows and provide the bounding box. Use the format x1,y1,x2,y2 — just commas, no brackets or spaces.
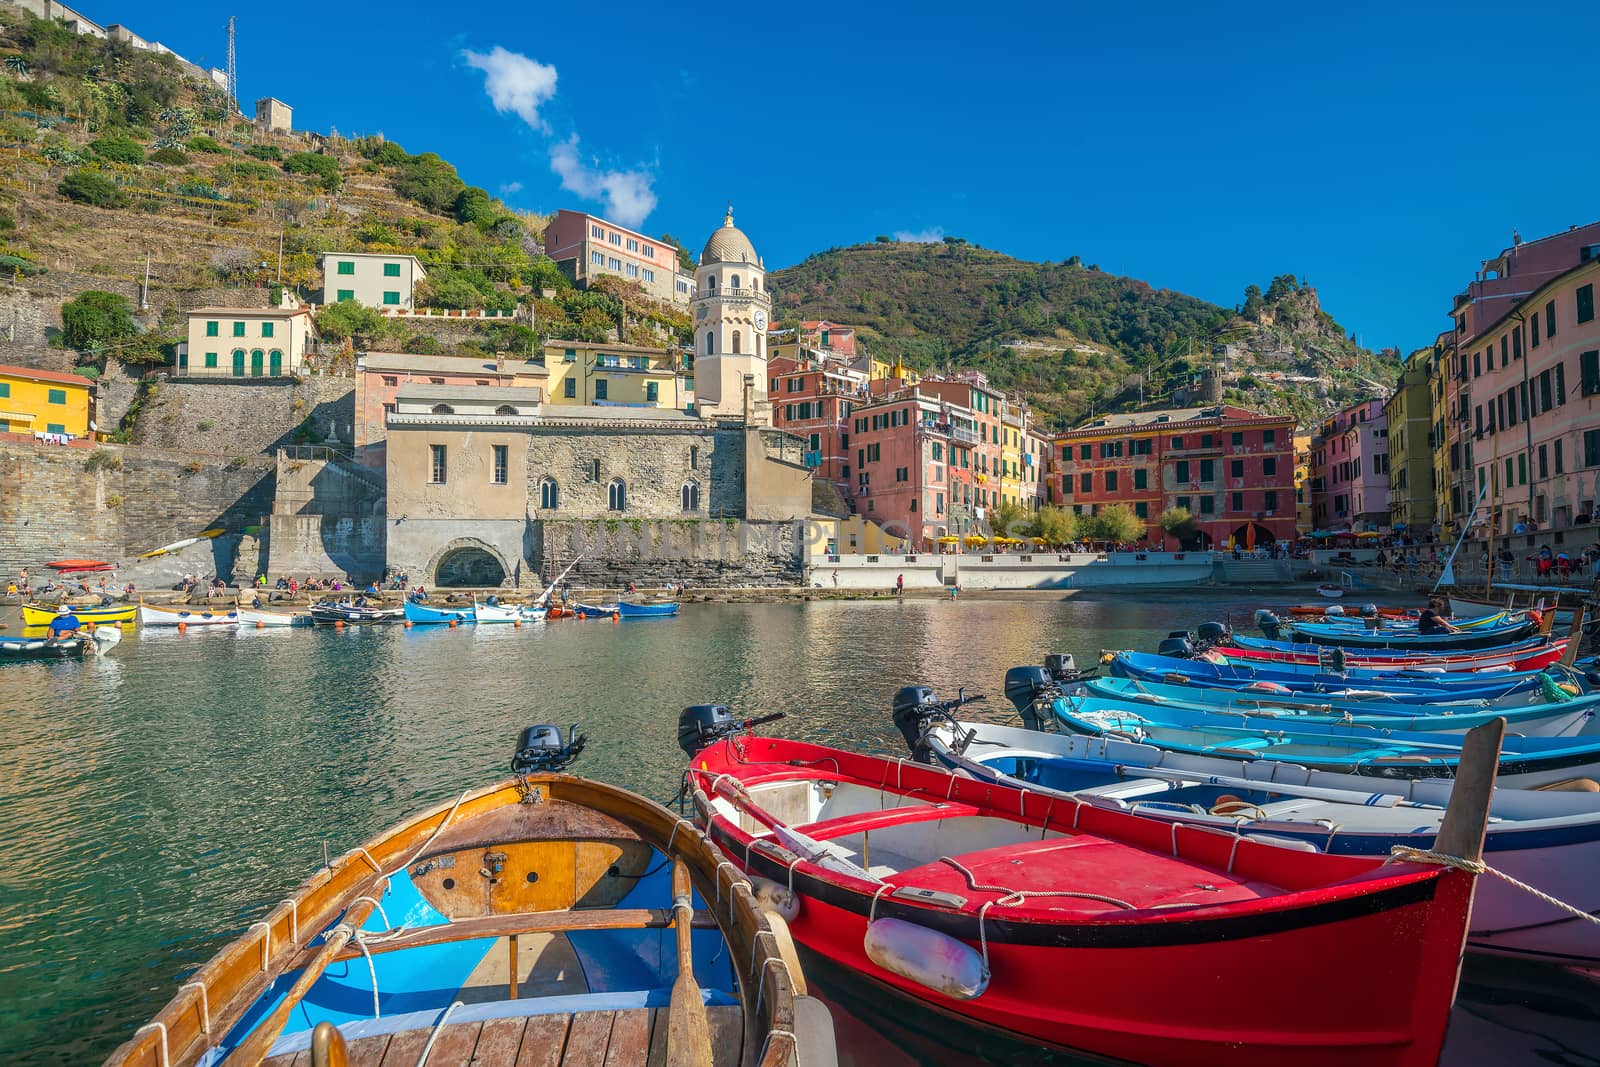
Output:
106,725,833,1067
1046,688,1600,785
1316,583,1344,598
310,601,389,625
1086,675,1599,737
684,708,1501,1067
236,602,312,627
546,607,576,620
473,598,522,624
1222,634,1566,672
573,602,619,619
617,600,680,618
403,599,474,625
519,604,548,622
0,635,88,661
899,689,1600,967
138,603,239,627
20,602,136,627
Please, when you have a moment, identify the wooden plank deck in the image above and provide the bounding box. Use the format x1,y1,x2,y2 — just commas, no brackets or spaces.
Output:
262,1005,743,1067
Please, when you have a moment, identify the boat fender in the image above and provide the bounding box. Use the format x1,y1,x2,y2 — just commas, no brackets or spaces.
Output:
863,917,989,1000
749,876,801,922
1531,777,1600,793
1243,681,1290,693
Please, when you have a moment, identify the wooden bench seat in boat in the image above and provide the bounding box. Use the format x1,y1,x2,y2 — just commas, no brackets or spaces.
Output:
791,801,980,842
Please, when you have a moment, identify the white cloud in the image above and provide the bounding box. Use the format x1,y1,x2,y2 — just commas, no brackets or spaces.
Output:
462,47,557,132
549,137,657,229
893,227,945,243
499,181,523,195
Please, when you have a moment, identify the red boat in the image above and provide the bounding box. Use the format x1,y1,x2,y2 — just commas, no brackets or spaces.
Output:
1218,638,1566,672
46,559,114,573
684,715,1501,1067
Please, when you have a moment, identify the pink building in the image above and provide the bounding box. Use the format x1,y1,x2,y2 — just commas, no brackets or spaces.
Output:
542,209,693,305
1311,398,1389,531
354,352,545,467
849,387,980,546
1449,224,1600,533
768,354,867,509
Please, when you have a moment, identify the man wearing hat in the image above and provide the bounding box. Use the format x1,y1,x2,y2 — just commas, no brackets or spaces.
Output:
48,605,82,639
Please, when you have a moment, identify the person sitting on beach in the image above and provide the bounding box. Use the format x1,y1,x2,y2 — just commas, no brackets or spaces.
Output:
48,605,81,639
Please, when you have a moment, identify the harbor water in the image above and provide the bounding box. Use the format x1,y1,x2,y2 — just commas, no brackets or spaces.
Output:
0,594,1595,1064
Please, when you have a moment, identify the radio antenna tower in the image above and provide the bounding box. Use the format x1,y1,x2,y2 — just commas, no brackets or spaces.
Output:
226,16,238,111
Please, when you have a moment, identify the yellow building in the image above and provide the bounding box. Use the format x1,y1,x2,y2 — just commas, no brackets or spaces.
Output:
998,406,1026,508
1384,348,1436,533
1294,432,1314,534
542,340,681,409
0,364,94,438
1428,334,1455,536
182,305,318,378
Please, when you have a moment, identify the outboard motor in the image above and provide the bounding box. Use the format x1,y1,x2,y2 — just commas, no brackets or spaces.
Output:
1325,604,1345,617
1360,603,1379,618
892,685,942,759
1157,636,1195,659
1193,621,1232,650
1004,666,1058,731
1318,646,1348,675
1044,653,1077,680
677,704,735,757
511,723,587,774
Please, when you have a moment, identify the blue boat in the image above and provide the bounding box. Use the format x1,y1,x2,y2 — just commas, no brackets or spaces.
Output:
1111,650,1560,700
1277,614,1539,650
1085,675,1599,737
1229,631,1555,660
1044,687,1600,784
616,600,680,618
572,602,617,618
402,600,475,625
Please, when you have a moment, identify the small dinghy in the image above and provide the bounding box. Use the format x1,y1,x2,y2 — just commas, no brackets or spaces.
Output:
473,597,522,624
617,600,680,618
1316,583,1344,598
402,599,474,625
0,635,88,661
21,602,135,627
684,704,1501,1067
138,602,239,627
237,600,312,627
573,602,618,618
106,724,835,1067
310,601,390,625
896,679,1600,968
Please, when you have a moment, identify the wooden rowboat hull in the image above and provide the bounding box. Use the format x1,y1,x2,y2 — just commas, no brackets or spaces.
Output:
138,605,238,627
21,603,136,626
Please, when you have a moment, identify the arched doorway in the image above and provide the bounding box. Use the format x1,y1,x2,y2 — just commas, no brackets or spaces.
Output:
433,544,507,587
1230,522,1276,549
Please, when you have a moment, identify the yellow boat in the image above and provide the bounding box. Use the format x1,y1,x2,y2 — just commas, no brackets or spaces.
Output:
20,602,136,627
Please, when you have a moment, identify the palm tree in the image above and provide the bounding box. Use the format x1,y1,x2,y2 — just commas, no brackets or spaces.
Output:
5,55,30,76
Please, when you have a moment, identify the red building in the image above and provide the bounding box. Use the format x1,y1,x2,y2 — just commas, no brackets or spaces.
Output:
1051,404,1298,547
847,386,982,546
768,354,868,508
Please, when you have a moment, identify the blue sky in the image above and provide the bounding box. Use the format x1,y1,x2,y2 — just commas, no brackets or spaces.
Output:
80,0,1600,352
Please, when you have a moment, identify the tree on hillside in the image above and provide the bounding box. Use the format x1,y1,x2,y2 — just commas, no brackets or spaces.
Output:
88,135,144,164
658,233,696,272
57,169,126,208
316,300,384,347
1034,505,1078,546
1081,503,1145,544
452,186,496,225
61,290,137,354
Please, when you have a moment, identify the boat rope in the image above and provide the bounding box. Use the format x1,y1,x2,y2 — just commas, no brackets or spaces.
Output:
387,790,470,878
352,895,391,930
247,922,272,970
178,981,209,1035
938,857,1136,911
134,1022,169,1067
869,883,894,922
758,1027,797,1065
414,1000,463,1067
351,847,382,873
1387,846,1600,927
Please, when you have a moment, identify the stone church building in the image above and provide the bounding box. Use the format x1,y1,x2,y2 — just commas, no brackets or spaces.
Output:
383,209,821,589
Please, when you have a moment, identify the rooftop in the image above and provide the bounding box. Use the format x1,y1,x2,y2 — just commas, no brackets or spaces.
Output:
0,364,94,387
362,352,546,377
318,251,426,264
395,384,541,404
700,206,760,266
188,306,312,318
1063,404,1289,434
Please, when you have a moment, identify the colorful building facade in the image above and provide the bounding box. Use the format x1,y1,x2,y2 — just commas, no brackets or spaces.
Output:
1310,398,1389,532
0,363,94,438
354,351,547,467
1052,404,1298,547
181,305,318,379
541,340,682,410
542,209,694,305
1384,349,1436,534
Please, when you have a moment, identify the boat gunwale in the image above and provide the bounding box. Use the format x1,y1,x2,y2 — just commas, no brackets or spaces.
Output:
104,773,802,1067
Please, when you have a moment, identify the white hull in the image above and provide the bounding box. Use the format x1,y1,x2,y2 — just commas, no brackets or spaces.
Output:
237,606,309,627
139,604,239,627
519,607,548,622
473,602,522,624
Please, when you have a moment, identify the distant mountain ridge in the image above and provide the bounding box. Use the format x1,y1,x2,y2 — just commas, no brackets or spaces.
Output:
767,241,1399,429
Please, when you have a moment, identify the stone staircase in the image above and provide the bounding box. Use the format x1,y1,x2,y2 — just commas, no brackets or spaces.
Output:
1217,558,1294,584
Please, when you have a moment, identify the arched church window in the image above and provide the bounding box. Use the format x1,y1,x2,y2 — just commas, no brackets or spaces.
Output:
705,331,715,356
706,275,716,292
607,479,627,511
495,405,518,415
731,274,740,289
539,478,559,510
681,480,700,512
732,330,742,354
431,404,454,414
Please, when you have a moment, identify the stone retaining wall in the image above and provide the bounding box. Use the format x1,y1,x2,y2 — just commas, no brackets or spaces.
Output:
536,519,804,588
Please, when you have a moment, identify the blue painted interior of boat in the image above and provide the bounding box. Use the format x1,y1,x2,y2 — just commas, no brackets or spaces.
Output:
200,847,735,1062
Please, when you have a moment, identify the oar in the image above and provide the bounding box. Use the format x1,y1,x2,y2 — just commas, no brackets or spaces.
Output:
705,777,876,881
226,883,387,1064
666,858,713,1067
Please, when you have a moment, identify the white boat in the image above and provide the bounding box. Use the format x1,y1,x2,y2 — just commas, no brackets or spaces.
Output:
138,537,199,559
472,598,522,623
911,716,1600,966
138,603,239,627
1316,583,1344,599
519,605,548,622
236,603,311,627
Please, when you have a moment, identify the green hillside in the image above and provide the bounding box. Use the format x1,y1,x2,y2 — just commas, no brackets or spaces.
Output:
768,241,1399,429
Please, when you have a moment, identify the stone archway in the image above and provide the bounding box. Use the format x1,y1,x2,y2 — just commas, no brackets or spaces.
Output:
426,537,511,587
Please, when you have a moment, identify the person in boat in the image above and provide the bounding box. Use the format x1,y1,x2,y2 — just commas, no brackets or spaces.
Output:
48,605,81,639
1417,608,1460,635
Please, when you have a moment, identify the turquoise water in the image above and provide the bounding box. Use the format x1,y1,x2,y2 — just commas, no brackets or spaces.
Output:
0,595,1594,1064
